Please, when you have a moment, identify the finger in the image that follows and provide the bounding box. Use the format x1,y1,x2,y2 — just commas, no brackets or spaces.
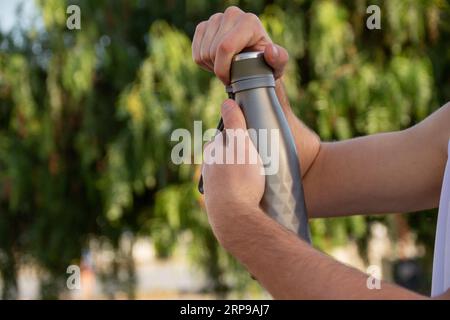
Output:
214,13,270,84
200,13,223,70
220,99,261,166
220,99,247,130
203,139,215,165
192,21,210,71
201,132,225,194
209,6,244,66
203,132,226,167
264,43,289,79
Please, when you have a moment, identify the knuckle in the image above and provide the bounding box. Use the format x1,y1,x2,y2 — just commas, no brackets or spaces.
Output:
228,115,239,127
245,12,260,24
195,21,206,33
208,12,223,23
224,6,242,16
217,39,232,55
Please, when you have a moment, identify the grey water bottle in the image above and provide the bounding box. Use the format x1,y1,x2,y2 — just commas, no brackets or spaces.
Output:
199,51,311,242
231,51,310,242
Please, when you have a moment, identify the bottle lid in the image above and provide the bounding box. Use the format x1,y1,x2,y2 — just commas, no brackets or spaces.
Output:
230,51,273,84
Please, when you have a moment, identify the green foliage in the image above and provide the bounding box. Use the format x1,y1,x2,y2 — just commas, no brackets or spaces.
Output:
0,0,449,298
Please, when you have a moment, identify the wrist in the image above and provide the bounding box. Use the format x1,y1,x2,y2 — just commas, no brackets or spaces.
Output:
210,203,266,251
219,207,287,259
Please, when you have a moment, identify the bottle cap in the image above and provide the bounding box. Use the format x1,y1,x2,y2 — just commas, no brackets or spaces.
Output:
230,51,273,84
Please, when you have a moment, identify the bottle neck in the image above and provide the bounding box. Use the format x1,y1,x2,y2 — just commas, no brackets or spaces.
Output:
228,74,275,94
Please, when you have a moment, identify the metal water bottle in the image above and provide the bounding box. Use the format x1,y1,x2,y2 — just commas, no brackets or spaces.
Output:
199,51,311,242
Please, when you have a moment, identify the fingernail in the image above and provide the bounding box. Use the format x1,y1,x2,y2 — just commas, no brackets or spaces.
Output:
222,100,233,110
271,44,279,57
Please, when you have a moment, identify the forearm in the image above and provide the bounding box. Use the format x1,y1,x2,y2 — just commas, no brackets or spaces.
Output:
304,128,446,218
303,104,449,217
222,207,425,299
277,80,450,217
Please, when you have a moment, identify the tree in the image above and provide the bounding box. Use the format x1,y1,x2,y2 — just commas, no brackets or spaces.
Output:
0,0,449,298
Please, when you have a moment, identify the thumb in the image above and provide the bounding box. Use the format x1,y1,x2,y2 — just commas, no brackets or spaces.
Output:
264,43,289,79
221,99,247,130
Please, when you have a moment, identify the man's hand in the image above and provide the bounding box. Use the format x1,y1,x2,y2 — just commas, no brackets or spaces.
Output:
192,6,289,84
200,106,428,298
199,102,443,300
192,7,322,179
202,99,265,247
194,8,450,221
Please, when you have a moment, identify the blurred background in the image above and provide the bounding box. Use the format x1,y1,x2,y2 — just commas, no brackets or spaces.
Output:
0,0,449,299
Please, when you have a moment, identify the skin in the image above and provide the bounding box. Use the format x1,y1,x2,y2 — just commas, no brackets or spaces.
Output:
194,6,450,299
